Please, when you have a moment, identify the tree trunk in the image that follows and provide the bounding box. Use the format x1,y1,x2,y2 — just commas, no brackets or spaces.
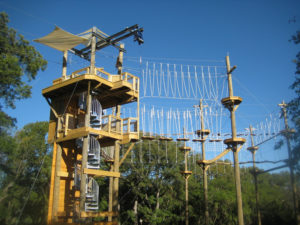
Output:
134,199,138,225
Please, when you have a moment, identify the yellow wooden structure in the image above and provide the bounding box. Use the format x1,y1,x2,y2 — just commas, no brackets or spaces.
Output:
37,26,143,225
44,66,139,224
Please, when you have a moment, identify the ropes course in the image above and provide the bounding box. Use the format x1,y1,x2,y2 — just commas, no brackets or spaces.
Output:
65,52,289,173
141,61,228,100
63,48,296,225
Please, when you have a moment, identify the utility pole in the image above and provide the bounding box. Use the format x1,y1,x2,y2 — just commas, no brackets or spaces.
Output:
278,101,300,225
221,55,245,225
247,125,262,225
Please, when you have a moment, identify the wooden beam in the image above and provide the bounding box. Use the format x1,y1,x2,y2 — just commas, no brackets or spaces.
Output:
94,222,118,225
56,171,75,178
84,168,120,178
119,143,135,166
205,148,231,164
80,211,118,218
44,97,59,118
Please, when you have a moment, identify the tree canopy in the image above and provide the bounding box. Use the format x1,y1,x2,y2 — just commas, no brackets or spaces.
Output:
0,12,47,130
0,12,50,225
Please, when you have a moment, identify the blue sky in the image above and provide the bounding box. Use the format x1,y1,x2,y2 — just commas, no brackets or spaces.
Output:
1,0,299,169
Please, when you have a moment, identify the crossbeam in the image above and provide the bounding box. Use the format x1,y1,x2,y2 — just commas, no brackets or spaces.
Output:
71,24,143,61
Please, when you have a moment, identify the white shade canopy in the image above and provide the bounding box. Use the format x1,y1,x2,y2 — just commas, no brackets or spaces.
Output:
34,26,89,51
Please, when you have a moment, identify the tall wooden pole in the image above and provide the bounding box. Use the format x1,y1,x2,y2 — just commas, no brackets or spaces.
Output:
90,27,97,75
62,50,68,79
108,156,114,222
109,43,125,222
52,142,62,221
184,129,189,225
199,99,209,225
279,101,300,225
185,176,189,225
247,125,262,225
113,105,121,222
116,44,124,75
80,81,92,213
179,128,192,225
225,56,244,225
80,30,96,213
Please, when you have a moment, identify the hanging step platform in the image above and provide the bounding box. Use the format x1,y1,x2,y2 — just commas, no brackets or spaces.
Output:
141,136,155,140
158,136,167,141
209,139,222,142
223,137,246,148
159,137,173,141
192,138,206,142
247,146,259,151
195,129,210,137
221,96,243,110
176,138,189,142
196,160,209,166
165,137,173,141
179,146,191,152
181,171,193,178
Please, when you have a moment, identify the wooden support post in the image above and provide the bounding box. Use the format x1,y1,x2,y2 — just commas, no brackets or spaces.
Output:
199,99,209,225
181,128,190,225
112,141,120,220
137,79,140,136
248,126,261,225
62,50,68,79
108,164,113,222
225,56,244,225
109,48,125,222
113,105,121,221
116,44,124,75
90,27,97,75
80,81,92,214
52,143,62,220
279,101,300,225
185,175,189,225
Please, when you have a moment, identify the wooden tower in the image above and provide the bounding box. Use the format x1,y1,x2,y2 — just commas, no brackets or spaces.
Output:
36,25,143,224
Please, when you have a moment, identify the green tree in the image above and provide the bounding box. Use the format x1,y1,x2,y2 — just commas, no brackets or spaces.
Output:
0,12,47,131
0,121,51,225
119,138,189,225
116,138,295,225
288,31,300,167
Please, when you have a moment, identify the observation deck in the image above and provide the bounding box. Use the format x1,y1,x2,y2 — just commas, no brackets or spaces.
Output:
43,67,139,108
45,67,139,145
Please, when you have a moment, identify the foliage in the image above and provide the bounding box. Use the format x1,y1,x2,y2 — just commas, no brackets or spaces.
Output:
0,12,47,131
288,30,300,169
116,139,294,225
0,121,51,225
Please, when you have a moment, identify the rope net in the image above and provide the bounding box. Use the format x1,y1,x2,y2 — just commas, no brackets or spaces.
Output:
141,61,228,100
